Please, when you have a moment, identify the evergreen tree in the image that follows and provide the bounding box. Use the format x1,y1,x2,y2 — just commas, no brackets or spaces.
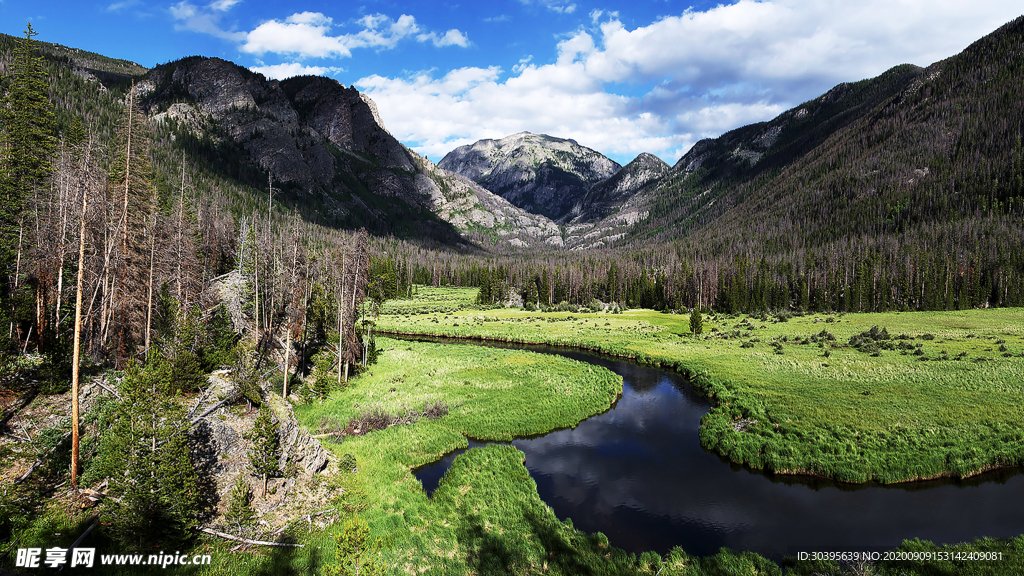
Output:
324,516,386,576
523,277,539,308
97,360,204,548
204,304,238,367
248,402,280,497
223,474,256,534
689,307,703,337
476,267,491,304
0,23,56,298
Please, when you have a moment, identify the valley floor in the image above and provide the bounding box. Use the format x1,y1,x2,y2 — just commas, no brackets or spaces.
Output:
377,288,1024,485
6,287,1024,575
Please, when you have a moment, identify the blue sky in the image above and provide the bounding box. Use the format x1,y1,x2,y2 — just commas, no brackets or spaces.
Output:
3,1,1022,165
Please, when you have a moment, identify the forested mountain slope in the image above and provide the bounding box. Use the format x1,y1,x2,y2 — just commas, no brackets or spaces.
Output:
5,15,1024,316
136,57,565,249
401,16,1024,313
636,16,1024,246
0,35,568,251
555,15,1024,312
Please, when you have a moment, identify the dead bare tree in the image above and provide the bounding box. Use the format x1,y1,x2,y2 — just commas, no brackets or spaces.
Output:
340,230,368,383
281,223,306,398
106,85,157,365
67,135,103,489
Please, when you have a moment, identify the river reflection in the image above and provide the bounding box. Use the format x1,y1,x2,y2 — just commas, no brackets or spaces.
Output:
413,341,1024,558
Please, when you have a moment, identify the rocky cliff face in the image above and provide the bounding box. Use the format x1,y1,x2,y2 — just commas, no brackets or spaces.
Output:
137,57,563,249
567,152,669,223
439,132,621,222
413,156,566,248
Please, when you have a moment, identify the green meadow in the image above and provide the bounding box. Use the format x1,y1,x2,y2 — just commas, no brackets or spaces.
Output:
376,290,1024,484
290,337,842,575
293,338,650,574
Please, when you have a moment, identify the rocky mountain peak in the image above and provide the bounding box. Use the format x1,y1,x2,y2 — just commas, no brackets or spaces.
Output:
133,55,568,249
439,132,621,221
565,151,669,225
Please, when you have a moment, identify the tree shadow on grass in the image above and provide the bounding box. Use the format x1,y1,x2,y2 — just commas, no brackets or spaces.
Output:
245,542,321,576
457,513,532,575
522,507,636,576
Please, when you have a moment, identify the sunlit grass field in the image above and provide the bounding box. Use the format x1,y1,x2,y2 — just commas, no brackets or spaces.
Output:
293,339,649,574
380,286,479,316
376,288,1024,484
290,337,847,575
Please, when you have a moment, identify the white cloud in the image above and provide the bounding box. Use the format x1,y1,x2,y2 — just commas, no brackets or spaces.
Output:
241,12,351,57
580,0,1020,97
356,63,684,162
173,6,469,59
249,62,344,80
208,0,241,12
588,9,618,24
170,1,246,40
418,29,470,48
520,0,578,14
238,12,470,57
358,0,1024,164
107,0,140,12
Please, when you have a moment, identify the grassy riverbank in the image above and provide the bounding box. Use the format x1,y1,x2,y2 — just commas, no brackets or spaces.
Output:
293,331,1022,576
376,289,1024,484
294,338,657,574
7,330,1021,575
293,336,895,575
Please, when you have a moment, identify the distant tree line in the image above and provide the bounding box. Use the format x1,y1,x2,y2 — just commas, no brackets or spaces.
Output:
378,217,1024,314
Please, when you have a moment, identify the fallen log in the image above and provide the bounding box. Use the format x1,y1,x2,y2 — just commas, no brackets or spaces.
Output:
199,527,303,548
15,430,72,485
57,515,99,572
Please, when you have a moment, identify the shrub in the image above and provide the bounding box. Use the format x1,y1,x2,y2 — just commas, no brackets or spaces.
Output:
340,453,357,473
324,516,386,576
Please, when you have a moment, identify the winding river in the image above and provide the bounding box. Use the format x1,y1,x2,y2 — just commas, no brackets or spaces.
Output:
412,340,1024,559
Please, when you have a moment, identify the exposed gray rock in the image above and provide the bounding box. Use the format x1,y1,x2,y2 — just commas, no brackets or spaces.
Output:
269,395,329,475
198,417,240,458
413,155,564,247
138,57,565,249
440,132,621,221
567,152,668,223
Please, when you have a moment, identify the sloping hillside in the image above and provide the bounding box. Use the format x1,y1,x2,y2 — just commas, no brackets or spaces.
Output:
632,16,1024,247
136,57,564,249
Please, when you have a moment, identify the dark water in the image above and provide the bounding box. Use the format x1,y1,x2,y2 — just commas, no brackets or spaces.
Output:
413,341,1024,558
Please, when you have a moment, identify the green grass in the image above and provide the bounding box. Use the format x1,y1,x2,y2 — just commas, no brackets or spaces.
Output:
381,286,480,316
294,338,632,574
10,309,1024,575
6,338,633,575
375,289,1024,484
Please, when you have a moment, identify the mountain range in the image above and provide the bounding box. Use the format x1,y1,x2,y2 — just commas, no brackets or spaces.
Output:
4,15,1024,255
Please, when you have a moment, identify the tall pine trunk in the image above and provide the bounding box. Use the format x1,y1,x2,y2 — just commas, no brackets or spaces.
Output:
70,174,88,489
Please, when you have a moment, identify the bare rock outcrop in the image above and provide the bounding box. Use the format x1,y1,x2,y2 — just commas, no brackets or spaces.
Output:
439,132,621,222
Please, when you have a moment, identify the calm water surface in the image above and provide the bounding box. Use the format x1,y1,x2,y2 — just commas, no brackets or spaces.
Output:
413,341,1024,558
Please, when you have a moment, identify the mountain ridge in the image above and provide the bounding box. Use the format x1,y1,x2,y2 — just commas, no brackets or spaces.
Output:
6,15,1024,259
439,132,621,222
128,55,566,249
